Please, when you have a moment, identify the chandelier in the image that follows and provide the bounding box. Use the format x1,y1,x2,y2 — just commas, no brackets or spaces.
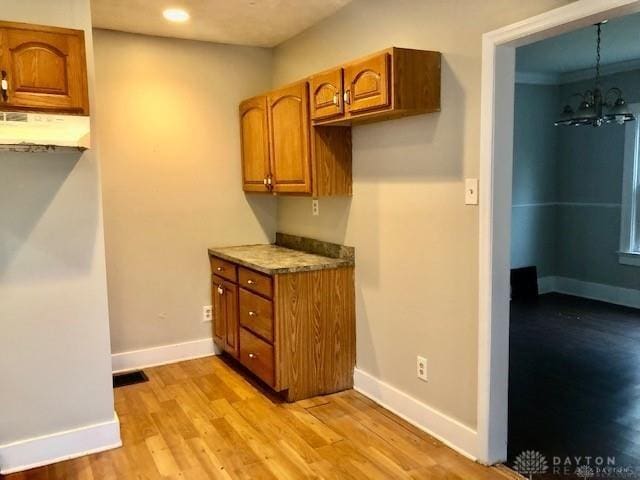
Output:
555,22,635,127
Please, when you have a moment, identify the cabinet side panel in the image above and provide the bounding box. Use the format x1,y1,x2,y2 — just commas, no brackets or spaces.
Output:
393,48,441,112
312,126,352,197
276,267,355,401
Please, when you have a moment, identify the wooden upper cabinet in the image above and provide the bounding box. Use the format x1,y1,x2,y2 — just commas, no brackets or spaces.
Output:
240,96,270,193
309,68,344,121
313,47,441,126
0,21,89,115
268,82,312,194
344,53,390,115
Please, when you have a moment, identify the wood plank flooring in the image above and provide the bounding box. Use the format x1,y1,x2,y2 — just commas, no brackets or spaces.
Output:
3,356,510,479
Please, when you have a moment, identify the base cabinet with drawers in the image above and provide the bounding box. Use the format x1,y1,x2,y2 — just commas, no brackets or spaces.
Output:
209,254,355,402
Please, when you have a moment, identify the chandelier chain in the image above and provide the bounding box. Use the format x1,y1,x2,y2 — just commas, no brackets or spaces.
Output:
596,23,601,88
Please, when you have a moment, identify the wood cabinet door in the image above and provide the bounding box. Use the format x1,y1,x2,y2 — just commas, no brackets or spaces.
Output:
239,96,270,192
222,280,239,358
309,68,344,121
344,53,390,115
212,277,239,358
212,278,226,347
1,23,89,114
268,82,312,194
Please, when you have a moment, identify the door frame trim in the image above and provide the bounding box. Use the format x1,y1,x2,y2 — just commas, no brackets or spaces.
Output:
477,0,640,464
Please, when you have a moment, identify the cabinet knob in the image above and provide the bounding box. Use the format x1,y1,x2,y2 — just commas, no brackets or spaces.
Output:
343,89,351,105
216,266,224,272
217,285,224,295
246,279,255,285
248,311,256,317
333,93,339,107
248,353,257,359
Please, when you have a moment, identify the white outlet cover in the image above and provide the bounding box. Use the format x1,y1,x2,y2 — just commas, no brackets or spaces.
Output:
202,305,213,322
312,199,319,216
417,356,428,382
465,178,479,205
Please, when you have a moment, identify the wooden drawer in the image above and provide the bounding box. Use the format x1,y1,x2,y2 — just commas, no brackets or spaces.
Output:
210,256,237,282
239,327,275,386
239,288,274,342
238,267,272,298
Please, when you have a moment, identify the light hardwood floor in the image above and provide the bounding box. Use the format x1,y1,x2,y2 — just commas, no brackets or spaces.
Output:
3,356,512,479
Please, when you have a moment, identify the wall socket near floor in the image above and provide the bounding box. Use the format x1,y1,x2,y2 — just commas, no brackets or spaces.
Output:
312,199,319,216
202,305,213,323
417,356,428,382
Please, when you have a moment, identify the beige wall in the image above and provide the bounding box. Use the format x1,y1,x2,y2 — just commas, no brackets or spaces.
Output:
272,0,569,428
93,30,276,354
0,0,115,443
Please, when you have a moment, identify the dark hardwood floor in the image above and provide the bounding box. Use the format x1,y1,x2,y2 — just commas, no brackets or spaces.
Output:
508,293,640,477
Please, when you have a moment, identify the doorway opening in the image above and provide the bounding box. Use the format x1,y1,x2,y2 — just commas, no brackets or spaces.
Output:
478,0,640,467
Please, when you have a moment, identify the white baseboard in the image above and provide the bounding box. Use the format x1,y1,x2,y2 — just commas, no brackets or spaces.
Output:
538,276,640,309
112,337,220,373
0,413,121,475
353,368,479,461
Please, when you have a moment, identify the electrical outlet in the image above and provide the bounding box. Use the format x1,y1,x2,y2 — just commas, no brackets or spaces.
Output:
312,199,319,216
417,356,428,382
202,305,213,323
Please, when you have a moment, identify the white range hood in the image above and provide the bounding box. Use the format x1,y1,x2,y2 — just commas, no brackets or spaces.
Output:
0,112,90,152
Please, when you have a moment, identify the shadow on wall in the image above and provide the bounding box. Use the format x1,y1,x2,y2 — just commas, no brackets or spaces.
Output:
0,151,98,283
353,57,464,181
245,194,278,242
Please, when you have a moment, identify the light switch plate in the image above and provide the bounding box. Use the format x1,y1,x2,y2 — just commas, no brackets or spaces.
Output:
465,178,479,205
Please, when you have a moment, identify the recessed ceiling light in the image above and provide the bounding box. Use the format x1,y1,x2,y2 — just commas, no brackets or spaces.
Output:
163,8,190,22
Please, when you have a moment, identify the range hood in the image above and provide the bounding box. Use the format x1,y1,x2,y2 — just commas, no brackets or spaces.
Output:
0,112,90,152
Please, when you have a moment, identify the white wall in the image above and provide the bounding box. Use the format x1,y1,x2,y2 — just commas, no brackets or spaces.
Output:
272,0,570,429
0,0,115,456
93,30,276,355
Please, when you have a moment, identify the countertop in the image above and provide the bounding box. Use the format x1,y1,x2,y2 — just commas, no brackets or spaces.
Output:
208,235,354,275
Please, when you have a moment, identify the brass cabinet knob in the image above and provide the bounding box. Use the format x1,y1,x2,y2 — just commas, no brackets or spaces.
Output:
248,311,256,317
216,267,224,272
217,286,224,295
248,353,257,359
247,279,255,285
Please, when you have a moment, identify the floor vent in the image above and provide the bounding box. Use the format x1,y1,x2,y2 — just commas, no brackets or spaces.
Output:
113,370,149,388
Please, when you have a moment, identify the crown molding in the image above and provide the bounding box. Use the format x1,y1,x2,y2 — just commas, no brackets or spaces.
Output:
515,71,559,85
517,58,640,85
559,57,640,84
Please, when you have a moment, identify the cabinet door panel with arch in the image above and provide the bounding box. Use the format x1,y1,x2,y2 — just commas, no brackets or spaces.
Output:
0,21,89,115
240,96,271,193
267,82,312,194
344,53,390,115
310,68,344,121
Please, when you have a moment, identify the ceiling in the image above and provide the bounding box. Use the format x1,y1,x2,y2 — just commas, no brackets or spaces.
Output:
91,0,352,47
517,11,640,74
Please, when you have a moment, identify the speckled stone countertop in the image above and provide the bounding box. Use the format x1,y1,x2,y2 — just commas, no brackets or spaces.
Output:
208,234,354,275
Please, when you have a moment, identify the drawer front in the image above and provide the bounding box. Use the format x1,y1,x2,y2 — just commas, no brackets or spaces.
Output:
210,256,237,282
238,267,272,298
239,327,275,386
239,288,274,342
